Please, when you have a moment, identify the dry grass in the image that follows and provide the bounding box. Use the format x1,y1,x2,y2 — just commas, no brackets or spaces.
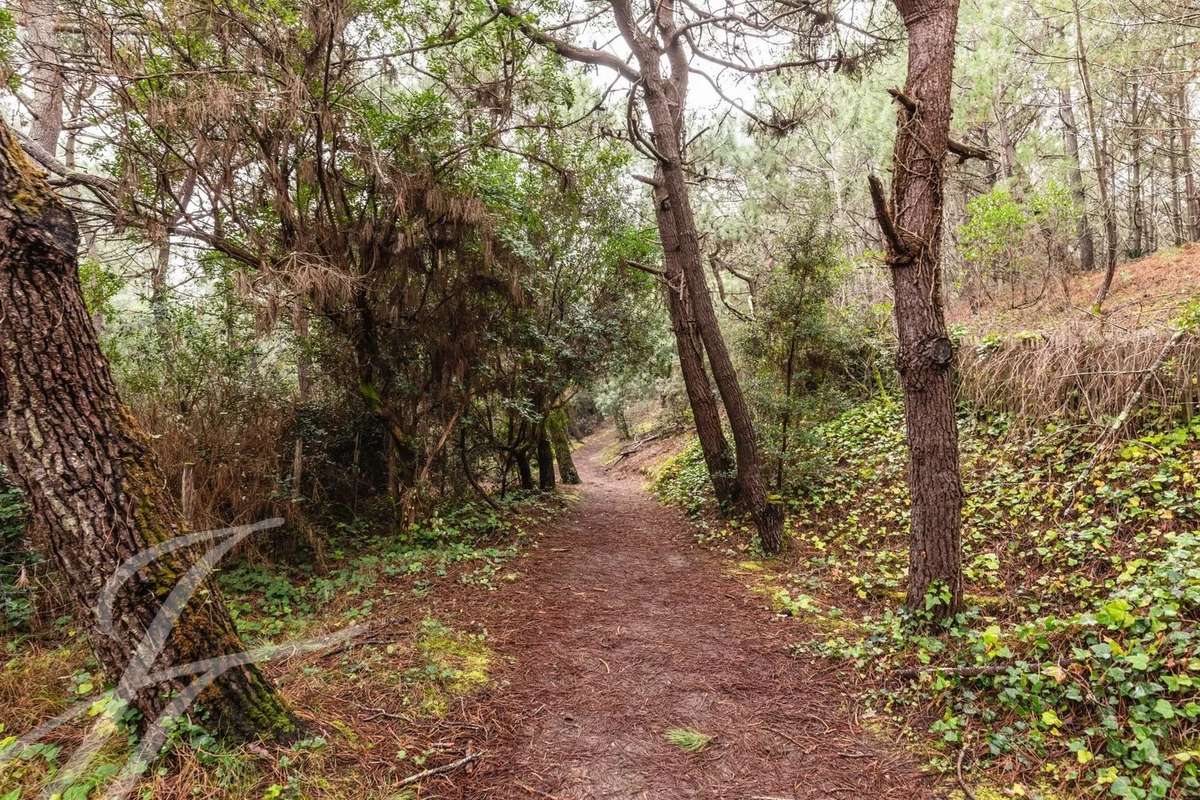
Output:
957,329,1200,431
949,246,1200,430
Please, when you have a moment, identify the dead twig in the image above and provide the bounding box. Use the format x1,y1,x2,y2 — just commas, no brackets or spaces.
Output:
396,751,481,787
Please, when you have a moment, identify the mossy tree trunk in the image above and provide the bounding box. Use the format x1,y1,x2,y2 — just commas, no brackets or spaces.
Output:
0,120,296,740
547,410,580,485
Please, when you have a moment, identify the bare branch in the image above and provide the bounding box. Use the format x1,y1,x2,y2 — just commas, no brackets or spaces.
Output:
867,173,909,262
495,3,641,82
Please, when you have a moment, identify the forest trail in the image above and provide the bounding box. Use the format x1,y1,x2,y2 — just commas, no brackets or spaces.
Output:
451,434,936,799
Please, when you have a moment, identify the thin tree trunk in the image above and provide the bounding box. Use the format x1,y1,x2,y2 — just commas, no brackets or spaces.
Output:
623,0,782,553
776,336,798,492
1170,122,1184,246
1058,85,1096,272
653,173,737,508
0,121,296,739
873,0,965,617
547,410,580,485
1179,86,1199,241
20,0,64,155
1072,0,1120,309
1129,82,1145,258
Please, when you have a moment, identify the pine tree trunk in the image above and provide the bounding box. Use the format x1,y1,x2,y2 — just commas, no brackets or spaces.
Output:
1179,86,1199,241
547,410,580,485
652,173,737,508
20,0,64,155
1072,0,1120,309
0,121,296,739
1129,83,1145,258
878,0,965,617
1058,86,1097,272
617,2,782,552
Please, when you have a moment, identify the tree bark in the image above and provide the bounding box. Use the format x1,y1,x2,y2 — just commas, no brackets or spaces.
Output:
876,0,965,617
547,410,580,485
1071,0,1120,309
535,423,556,491
652,173,737,508
1058,86,1096,272
1179,85,1199,241
19,0,64,155
0,121,296,739
1170,121,1184,247
1129,82,1145,258
620,0,783,553
515,449,534,492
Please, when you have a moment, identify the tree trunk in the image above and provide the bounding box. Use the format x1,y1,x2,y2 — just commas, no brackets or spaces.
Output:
1170,121,1185,247
20,0,64,155
516,450,534,492
875,0,965,617
777,336,798,492
1058,85,1096,272
547,410,580,485
653,173,737,508
1072,0,1120,309
1129,82,1145,258
536,424,556,491
0,121,296,740
1179,86,1199,241
619,0,782,553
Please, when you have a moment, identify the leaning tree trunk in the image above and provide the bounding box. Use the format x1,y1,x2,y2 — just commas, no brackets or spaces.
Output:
623,0,782,552
652,174,737,508
0,121,296,740
547,410,581,485
872,0,965,617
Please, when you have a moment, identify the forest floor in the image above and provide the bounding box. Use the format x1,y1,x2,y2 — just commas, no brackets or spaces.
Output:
440,431,936,800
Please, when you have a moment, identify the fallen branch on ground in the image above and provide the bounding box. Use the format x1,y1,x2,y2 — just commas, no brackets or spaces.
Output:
396,751,481,787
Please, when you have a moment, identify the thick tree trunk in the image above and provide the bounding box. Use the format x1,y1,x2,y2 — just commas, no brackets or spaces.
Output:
0,122,296,739
876,0,965,617
536,424,556,491
652,174,737,508
547,410,580,485
1058,86,1096,272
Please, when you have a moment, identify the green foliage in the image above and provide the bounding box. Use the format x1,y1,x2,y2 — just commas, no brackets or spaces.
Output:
0,8,15,89
960,187,1030,268
663,727,713,753
773,395,1200,799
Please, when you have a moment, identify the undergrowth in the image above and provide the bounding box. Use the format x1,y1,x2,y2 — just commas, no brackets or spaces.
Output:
0,492,564,800
653,395,1200,799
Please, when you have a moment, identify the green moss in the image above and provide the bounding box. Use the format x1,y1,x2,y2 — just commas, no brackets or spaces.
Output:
411,617,492,716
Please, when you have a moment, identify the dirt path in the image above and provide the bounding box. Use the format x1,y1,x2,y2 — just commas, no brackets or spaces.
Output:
447,435,935,799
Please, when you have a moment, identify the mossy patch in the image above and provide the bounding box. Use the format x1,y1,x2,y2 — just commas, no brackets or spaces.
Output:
410,617,493,716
